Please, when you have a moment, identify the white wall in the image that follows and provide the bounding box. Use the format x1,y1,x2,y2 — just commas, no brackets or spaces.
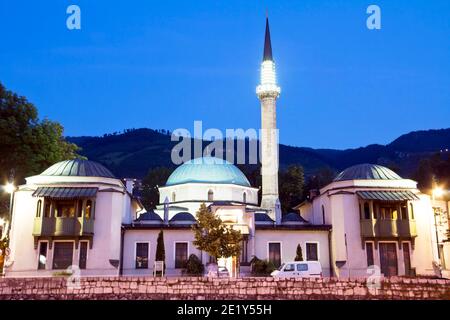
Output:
122,229,202,276
254,230,331,276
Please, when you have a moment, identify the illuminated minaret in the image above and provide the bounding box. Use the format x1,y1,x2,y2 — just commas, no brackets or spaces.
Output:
256,17,281,222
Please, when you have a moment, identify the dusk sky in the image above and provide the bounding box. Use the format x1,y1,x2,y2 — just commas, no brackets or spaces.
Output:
0,0,449,149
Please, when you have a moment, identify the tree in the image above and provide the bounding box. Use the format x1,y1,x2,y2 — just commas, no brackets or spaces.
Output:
295,244,303,261
303,167,335,199
155,230,165,273
0,83,80,217
192,203,242,265
141,167,173,209
279,165,305,213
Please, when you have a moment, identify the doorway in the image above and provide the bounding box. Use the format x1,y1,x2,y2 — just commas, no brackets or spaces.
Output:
379,243,398,276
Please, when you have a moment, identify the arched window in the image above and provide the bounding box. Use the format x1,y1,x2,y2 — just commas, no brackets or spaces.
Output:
85,200,92,219
171,192,176,202
364,202,371,219
208,190,214,201
322,205,325,224
243,192,247,203
409,203,414,220
36,200,42,217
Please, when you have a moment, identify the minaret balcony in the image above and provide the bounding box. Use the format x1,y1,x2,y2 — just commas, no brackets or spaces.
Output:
256,84,281,98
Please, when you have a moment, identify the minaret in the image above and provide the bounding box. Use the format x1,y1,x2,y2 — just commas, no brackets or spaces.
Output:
256,17,281,223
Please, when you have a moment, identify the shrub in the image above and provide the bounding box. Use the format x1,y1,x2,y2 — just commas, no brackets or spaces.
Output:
250,256,276,276
183,254,204,276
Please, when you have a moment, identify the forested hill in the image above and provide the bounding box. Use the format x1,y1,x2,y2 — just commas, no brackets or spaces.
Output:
67,128,450,179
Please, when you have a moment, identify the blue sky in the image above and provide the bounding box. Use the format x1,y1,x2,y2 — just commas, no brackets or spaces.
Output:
0,0,449,149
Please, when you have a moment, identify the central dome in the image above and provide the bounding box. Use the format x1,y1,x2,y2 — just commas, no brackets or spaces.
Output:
166,157,251,187
334,164,402,182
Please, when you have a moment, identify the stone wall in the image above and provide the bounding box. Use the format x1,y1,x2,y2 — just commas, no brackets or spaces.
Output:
0,276,449,300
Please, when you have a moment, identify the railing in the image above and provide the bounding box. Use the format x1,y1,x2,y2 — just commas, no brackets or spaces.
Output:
33,217,94,237
360,219,417,238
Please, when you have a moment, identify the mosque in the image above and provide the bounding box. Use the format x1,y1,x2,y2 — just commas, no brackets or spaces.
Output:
4,18,448,278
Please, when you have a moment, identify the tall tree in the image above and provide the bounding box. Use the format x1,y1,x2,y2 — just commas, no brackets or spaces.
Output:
192,203,242,263
294,244,303,261
279,165,305,213
141,167,173,209
155,230,166,273
0,83,80,216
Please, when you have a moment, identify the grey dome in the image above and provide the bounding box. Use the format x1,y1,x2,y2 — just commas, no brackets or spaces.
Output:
136,210,163,222
334,164,402,182
170,212,196,222
40,159,115,178
282,212,307,223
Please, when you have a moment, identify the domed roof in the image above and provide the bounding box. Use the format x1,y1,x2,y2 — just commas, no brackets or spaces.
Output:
282,212,308,223
40,159,115,178
136,210,162,222
334,164,402,182
166,157,251,187
170,212,196,222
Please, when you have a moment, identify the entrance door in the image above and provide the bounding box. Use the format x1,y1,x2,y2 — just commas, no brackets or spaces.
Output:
402,243,411,276
379,243,398,276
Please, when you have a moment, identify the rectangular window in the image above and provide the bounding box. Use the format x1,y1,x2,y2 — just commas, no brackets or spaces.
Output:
38,242,48,270
306,243,318,261
175,242,188,268
77,200,83,218
366,242,374,267
52,242,74,270
401,205,408,220
296,263,308,271
44,201,51,218
135,243,149,269
55,201,76,218
268,242,281,268
79,242,88,270
240,237,248,264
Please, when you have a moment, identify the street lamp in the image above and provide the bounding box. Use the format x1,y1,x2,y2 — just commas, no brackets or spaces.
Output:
432,187,444,199
431,186,444,273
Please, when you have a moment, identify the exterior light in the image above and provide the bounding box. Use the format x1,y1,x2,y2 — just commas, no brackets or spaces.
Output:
4,182,15,194
432,187,444,199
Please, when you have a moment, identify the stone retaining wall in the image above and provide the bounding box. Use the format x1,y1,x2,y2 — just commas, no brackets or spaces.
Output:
0,276,449,300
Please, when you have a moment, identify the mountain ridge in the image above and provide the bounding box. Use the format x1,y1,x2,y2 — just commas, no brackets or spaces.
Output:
67,128,450,179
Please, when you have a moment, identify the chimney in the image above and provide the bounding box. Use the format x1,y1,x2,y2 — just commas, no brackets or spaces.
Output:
274,199,282,225
309,189,320,200
124,178,135,194
163,197,169,225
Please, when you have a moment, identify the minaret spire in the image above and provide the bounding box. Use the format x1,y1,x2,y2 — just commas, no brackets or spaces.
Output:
263,17,273,61
256,16,281,224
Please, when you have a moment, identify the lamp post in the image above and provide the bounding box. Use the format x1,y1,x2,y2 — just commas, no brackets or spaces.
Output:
0,182,15,276
432,187,444,264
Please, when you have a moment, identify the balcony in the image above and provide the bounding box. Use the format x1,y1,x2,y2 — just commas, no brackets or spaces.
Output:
360,219,417,239
33,217,94,237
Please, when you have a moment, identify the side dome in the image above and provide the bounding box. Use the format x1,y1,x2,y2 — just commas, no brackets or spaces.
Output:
166,156,251,187
334,164,402,182
40,159,115,178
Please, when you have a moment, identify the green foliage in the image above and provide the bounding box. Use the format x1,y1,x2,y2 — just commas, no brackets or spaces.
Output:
155,230,165,272
413,153,450,191
141,167,173,209
192,203,242,261
250,256,276,276
183,254,204,276
279,165,305,213
0,83,80,216
303,167,335,197
295,244,303,261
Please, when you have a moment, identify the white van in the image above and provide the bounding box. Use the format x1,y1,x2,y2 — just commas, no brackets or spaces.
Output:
270,261,323,278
